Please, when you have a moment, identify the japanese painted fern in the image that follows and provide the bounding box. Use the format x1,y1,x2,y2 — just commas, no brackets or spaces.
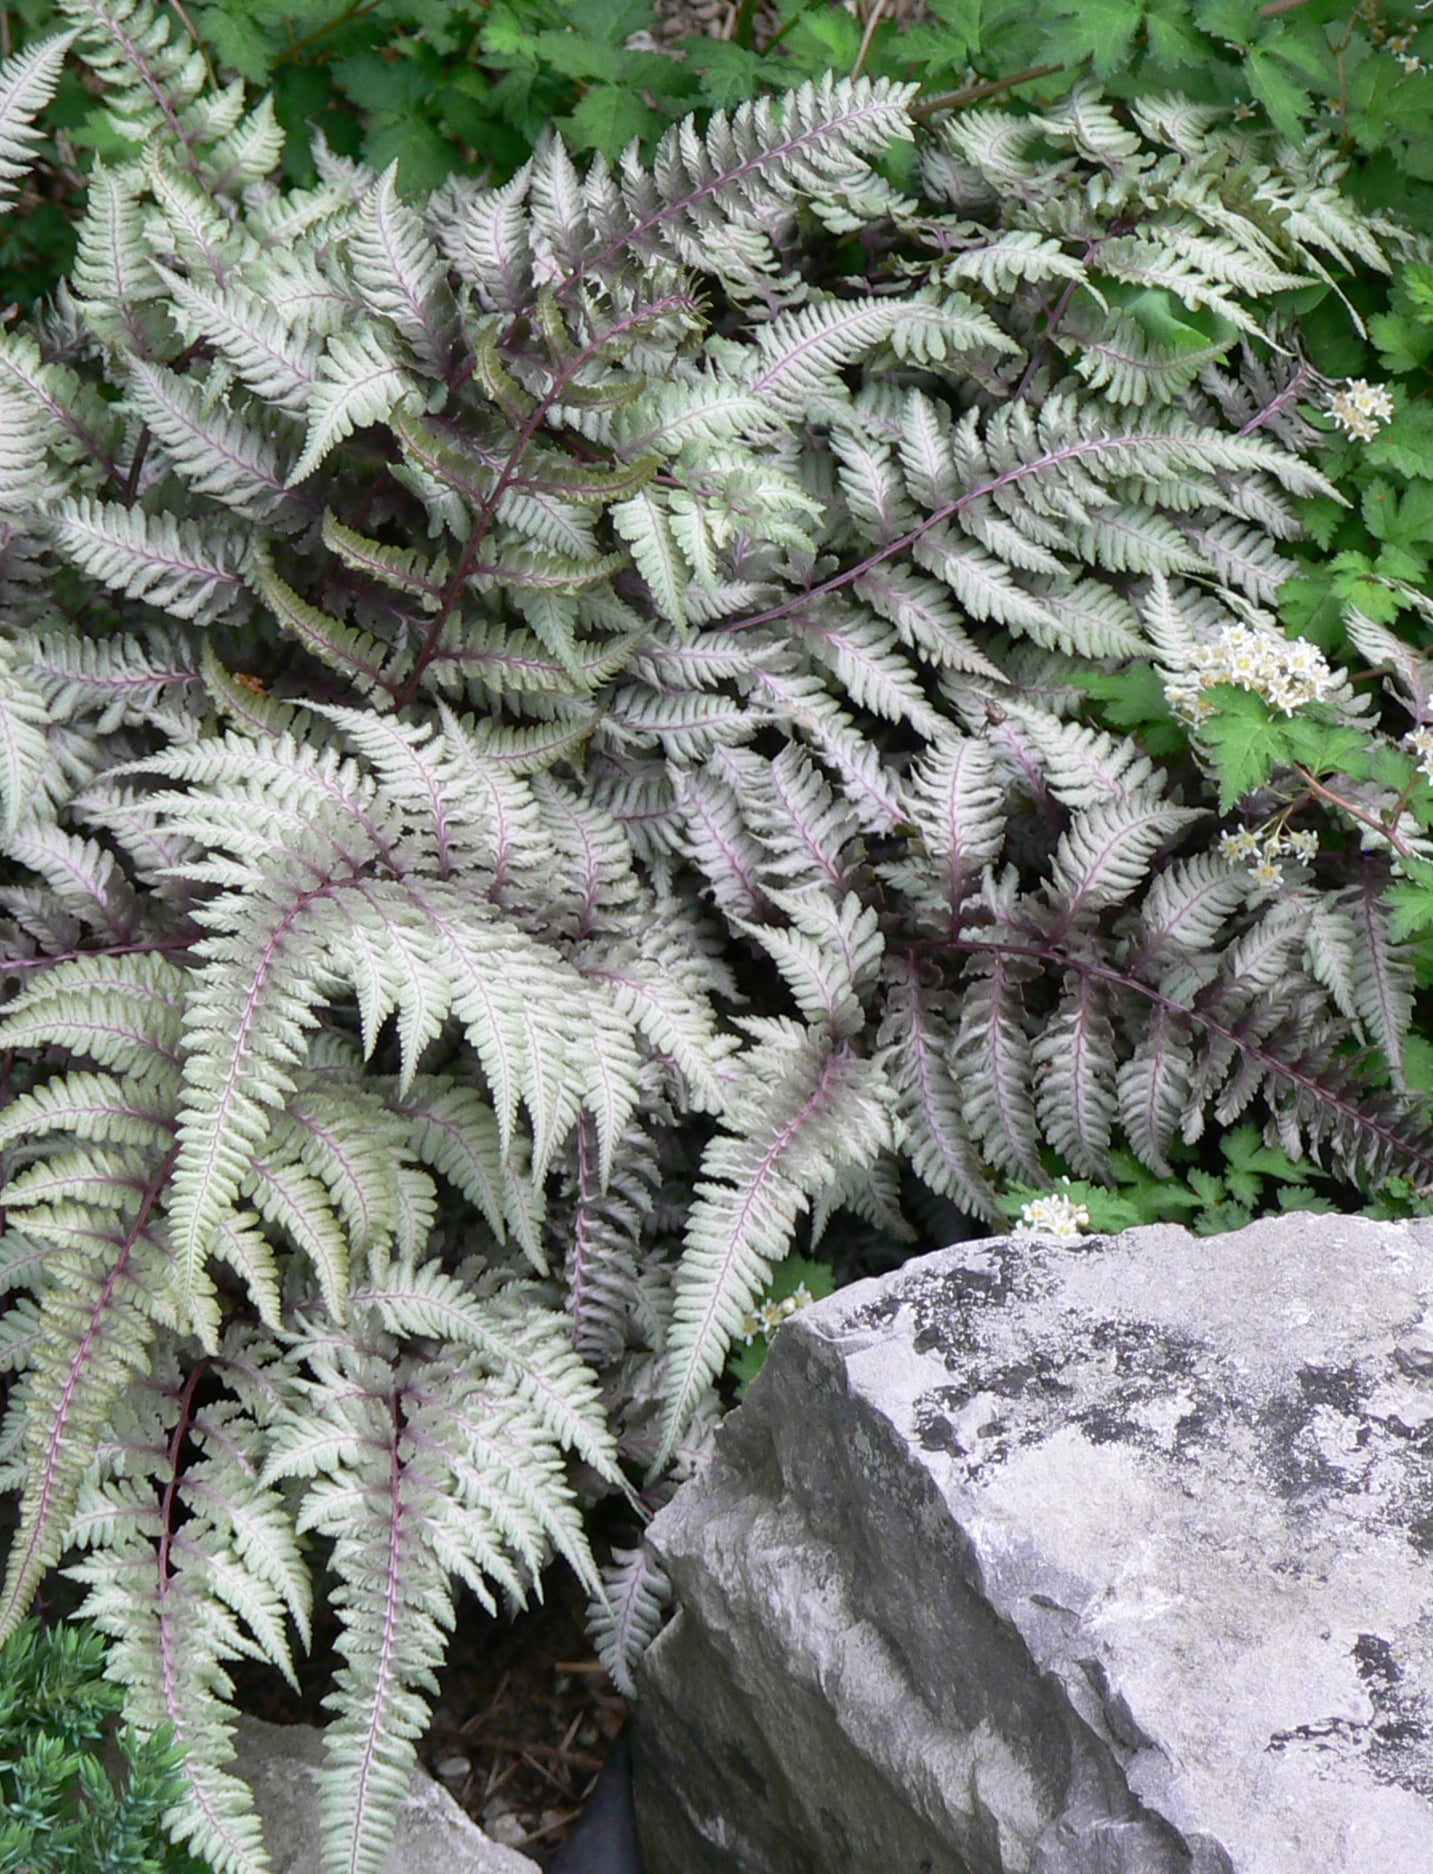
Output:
0,14,1430,1871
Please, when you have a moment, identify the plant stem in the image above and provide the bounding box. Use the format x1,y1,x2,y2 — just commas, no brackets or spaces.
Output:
394,292,697,709
123,426,151,504
274,0,385,68
731,0,761,52
1,934,198,973
912,64,1065,122
156,1357,211,1603
1293,763,1421,858
851,0,888,80
166,0,216,88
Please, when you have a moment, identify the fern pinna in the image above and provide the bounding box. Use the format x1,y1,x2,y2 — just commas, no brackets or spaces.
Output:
0,12,1431,1870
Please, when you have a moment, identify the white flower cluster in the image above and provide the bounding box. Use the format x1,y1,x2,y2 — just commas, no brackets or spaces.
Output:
1013,1192,1091,1241
1386,30,1425,71
1405,725,1433,783
1326,378,1397,443
1218,823,1318,892
738,1282,816,1346
1166,623,1338,723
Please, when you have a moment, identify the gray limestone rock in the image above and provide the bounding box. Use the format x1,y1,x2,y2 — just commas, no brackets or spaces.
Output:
632,1215,1433,1874
228,1715,540,1874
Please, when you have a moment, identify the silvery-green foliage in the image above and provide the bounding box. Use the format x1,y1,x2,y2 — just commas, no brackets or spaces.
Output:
0,12,1430,1870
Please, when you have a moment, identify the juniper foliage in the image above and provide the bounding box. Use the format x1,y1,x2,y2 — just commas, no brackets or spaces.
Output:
0,14,1431,1871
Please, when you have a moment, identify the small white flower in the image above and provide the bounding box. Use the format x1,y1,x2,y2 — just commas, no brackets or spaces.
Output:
1406,725,1433,782
1327,378,1396,443
741,1282,818,1345
1249,856,1284,892
1169,623,1337,722
1014,1193,1091,1241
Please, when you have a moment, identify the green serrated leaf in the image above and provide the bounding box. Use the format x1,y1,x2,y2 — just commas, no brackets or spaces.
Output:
1196,687,1290,809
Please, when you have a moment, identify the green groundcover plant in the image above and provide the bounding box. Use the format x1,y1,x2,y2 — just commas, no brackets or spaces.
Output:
3,0,1433,308
0,1614,213,1873
3,6,1433,1870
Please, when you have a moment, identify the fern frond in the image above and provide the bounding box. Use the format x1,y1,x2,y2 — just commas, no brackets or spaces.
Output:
0,1066,175,1154
895,736,1006,923
0,952,183,1072
50,497,246,623
796,607,945,738
1049,794,1203,923
247,550,398,699
0,642,51,837
1030,978,1118,1180
348,167,459,376
320,514,447,610
158,268,321,414
0,32,75,211
59,0,207,148
589,1543,669,1697
1135,849,1249,958
447,163,532,312
717,743,862,896
1120,1009,1197,1178
747,292,1014,416
610,489,689,630
350,1262,621,1487
167,879,350,1321
70,162,171,353
147,151,250,283
0,1161,173,1644
951,947,1043,1180
1345,867,1414,1086
657,1030,893,1465
393,1077,543,1263
740,889,882,1038
258,1320,604,1874
941,228,1087,296
611,73,917,304
69,1338,308,1874
203,92,284,195
1006,705,1156,809
125,360,295,520
877,954,1000,1220
288,327,418,486
21,625,200,734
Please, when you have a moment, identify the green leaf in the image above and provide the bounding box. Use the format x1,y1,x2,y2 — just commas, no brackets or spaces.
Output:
1245,47,1314,139
1045,0,1146,75
1196,686,1288,809
1143,0,1208,69
1275,714,1375,781
1194,0,1260,42
330,52,431,116
364,117,454,198
1370,311,1433,376
1366,404,1433,480
726,1255,835,1395
1386,859,1433,941
562,84,662,157
1221,1121,1316,1188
